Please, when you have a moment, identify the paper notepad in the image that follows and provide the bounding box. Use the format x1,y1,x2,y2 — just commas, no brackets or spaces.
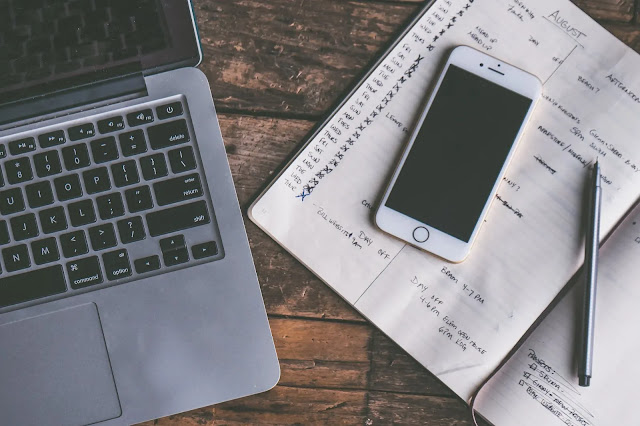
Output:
250,0,640,423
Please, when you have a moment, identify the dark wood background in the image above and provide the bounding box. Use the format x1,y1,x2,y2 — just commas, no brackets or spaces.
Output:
142,0,640,424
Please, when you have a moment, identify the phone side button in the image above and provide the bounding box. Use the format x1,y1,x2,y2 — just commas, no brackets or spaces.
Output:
413,226,430,243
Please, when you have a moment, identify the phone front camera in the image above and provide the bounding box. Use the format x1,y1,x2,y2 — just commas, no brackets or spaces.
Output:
480,63,484,67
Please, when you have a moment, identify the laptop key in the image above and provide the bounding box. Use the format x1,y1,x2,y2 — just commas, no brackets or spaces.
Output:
0,144,6,158
140,153,168,180
3,244,30,272
112,160,140,187
34,150,62,177
125,185,153,212
103,249,132,281
60,230,88,258
153,173,202,206
96,192,125,220
38,130,66,148
67,256,103,289
68,199,97,227
168,146,196,173
148,119,190,150
26,181,54,208
192,241,218,259
83,167,111,194
117,216,146,243
10,213,39,241
9,137,36,155
119,130,147,156
163,247,189,267
32,237,60,265
90,137,119,163
160,234,185,252
88,223,117,251
54,174,83,201
146,200,210,237
0,221,9,244
6,157,33,184
0,265,66,308
68,123,96,141
134,255,160,274
62,143,91,170
0,187,26,215
39,206,68,234
156,102,183,120
97,116,125,134
127,109,154,127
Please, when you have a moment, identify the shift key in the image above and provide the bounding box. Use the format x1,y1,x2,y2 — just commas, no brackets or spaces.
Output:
146,200,210,237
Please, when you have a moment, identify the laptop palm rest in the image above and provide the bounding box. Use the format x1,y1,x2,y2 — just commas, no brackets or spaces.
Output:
0,303,121,425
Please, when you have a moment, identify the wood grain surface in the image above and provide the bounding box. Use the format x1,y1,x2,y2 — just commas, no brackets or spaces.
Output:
141,0,640,424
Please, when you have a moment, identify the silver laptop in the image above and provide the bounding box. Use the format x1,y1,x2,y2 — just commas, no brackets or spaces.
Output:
0,1,279,424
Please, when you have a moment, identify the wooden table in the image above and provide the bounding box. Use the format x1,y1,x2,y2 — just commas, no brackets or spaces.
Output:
142,1,640,424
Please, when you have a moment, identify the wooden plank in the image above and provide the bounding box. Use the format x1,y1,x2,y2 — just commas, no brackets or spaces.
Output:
219,114,313,206
602,22,640,53
366,391,481,425
270,318,458,393
194,0,417,116
368,329,455,396
143,386,368,425
270,318,369,361
214,387,365,425
270,318,371,388
570,0,634,22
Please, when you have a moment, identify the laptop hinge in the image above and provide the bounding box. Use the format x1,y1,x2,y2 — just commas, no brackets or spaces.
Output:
0,73,147,128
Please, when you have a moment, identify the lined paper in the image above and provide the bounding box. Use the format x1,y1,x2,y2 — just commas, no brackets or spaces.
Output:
250,0,640,403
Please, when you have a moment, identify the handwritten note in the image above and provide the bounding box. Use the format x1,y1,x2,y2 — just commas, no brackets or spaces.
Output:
250,0,640,404
475,205,640,425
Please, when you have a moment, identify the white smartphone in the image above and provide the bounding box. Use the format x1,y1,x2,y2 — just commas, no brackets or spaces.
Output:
375,46,541,262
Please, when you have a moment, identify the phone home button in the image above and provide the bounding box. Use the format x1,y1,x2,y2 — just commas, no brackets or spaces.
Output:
413,226,429,243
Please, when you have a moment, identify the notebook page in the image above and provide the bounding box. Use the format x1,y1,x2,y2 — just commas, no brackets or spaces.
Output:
250,0,640,401
474,204,640,426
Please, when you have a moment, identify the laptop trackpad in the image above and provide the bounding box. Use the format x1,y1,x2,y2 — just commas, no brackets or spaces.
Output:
0,303,121,426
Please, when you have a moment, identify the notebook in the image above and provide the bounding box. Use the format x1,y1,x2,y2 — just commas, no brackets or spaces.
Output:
249,0,640,423
0,1,278,425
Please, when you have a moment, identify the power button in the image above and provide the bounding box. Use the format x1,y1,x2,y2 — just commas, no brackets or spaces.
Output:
156,102,184,120
413,226,429,243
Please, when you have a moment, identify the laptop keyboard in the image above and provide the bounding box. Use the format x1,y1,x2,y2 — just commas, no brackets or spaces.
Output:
0,96,224,310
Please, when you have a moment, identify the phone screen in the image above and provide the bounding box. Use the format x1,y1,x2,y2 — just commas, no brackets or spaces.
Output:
385,64,533,242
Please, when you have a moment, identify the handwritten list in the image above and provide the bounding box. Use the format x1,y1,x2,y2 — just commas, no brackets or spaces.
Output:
251,0,640,409
475,205,640,425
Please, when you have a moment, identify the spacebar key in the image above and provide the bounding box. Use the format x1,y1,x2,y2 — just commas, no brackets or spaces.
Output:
146,200,210,237
0,265,67,308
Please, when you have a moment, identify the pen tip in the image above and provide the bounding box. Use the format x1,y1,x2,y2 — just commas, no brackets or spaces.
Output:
592,159,601,186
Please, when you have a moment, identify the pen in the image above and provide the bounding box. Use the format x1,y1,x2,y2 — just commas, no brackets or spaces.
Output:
579,159,601,387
